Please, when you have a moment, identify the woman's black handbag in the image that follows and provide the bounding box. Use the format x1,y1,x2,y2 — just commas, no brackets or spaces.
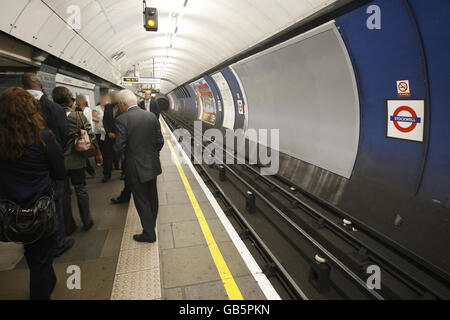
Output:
0,195,59,244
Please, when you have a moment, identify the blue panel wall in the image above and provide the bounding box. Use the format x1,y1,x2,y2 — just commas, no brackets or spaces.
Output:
220,67,246,129
336,0,428,194
165,0,450,271
408,0,450,208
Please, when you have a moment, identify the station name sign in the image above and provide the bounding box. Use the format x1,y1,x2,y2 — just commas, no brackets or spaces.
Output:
122,77,161,84
55,73,96,90
122,77,140,83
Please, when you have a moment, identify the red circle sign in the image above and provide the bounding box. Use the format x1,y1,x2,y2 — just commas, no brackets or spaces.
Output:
392,106,417,133
398,82,408,92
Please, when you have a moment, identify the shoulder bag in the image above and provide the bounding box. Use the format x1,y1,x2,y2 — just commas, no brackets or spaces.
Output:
0,194,58,244
74,111,96,158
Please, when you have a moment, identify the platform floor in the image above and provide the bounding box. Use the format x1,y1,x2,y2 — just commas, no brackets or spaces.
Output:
0,169,128,300
0,119,273,300
110,119,268,300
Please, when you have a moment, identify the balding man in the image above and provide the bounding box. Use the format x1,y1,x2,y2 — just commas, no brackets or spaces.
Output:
114,89,164,243
22,73,67,146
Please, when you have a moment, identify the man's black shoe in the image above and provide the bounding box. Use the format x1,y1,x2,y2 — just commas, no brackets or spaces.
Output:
111,197,130,205
54,239,75,258
84,221,94,231
133,234,156,243
102,177,110,183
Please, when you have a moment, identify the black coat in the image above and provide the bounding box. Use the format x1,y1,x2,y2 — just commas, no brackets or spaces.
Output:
40,95,68,148
0,130,66,208
103,103,122,135
138,99,160,119
113,107,164,185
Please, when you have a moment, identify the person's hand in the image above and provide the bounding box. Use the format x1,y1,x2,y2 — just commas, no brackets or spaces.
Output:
121,154,125,161
108,133,116,139
96,153,104,166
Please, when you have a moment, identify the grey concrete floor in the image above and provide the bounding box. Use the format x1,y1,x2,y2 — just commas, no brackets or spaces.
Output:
0,168,128,300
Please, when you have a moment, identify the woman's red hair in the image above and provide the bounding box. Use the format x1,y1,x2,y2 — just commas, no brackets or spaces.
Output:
0,87,46,161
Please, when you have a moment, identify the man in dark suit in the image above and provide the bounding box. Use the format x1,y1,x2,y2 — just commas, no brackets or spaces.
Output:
138,92,160,119
102,91,122,183
22,73,74,257
114,89,164,242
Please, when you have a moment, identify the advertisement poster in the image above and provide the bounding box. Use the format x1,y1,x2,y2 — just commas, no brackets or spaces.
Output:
192,78,217,125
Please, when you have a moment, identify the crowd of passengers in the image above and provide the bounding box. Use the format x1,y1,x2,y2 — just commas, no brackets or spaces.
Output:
0,73,161,299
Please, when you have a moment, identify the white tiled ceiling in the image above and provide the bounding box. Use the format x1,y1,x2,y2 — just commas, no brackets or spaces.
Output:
0,0,339,92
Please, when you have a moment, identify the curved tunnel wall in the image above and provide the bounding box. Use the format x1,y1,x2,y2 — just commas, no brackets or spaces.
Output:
167,0,450,273
211,71,236,130
408,0,450,207
230,22,360,179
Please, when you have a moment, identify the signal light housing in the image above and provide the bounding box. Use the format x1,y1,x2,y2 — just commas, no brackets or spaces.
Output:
143,7,158,32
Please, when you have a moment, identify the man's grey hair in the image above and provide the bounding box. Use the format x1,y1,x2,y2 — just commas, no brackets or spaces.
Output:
118,89,137,107
76,94,87,104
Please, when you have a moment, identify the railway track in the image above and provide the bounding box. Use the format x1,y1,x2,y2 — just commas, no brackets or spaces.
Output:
162,113,450,300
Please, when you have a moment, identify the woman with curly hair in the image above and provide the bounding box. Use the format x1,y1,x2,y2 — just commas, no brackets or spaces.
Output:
0,87,66,299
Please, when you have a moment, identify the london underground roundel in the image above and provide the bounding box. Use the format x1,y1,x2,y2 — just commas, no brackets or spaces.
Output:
387,100,425,142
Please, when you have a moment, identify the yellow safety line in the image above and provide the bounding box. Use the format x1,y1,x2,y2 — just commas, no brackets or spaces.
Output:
160,119,167,134
166,139,244,300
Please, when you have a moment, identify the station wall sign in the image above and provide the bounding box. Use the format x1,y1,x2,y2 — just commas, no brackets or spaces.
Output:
387,99,425,142
237,99,244,114
396,80,411,97
56,73,96,90
122,77,139,83
122,77,161,84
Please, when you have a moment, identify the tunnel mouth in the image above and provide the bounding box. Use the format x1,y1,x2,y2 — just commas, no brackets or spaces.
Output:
155,95,170,112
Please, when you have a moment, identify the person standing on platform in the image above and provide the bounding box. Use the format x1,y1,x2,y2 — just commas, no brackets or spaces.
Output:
22,73,74,258
53,86,102,232
92,94,109,161
0,87,66,299
138,92,160,119
102,91,122,183
22,73,67,147
114,89,164,242
110,94,132,205
76,95,93,127
76,95,96,178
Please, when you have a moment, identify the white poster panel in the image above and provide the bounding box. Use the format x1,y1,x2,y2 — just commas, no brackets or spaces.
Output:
211,72,235,129
387,99,425,142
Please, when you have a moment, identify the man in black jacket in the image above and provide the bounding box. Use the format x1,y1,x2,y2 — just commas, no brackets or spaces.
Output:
23,73,67,146
114,89,164,243
22,73,74,257
102,91,122,183
138,92,160,119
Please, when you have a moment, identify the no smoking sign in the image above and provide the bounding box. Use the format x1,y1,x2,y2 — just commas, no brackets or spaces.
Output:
387,100,425,142
397,80,411,97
